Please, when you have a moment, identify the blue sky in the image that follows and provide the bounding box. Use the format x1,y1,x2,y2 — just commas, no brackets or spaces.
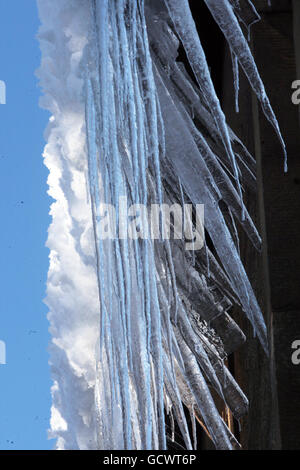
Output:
0,0,53,450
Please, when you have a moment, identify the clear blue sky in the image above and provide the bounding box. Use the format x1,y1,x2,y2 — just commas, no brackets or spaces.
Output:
0,0,53,450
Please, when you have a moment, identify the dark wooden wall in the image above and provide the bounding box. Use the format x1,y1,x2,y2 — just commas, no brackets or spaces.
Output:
222,0,300,450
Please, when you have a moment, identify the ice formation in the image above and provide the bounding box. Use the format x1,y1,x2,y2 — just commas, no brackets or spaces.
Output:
37,0,285,450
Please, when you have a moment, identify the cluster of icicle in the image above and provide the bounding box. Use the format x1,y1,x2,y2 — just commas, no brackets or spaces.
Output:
37,0,285,450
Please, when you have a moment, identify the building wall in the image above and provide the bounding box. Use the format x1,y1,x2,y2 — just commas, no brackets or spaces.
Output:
222,0,300,449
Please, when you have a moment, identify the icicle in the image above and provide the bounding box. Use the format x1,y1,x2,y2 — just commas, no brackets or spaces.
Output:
204,0,287,172
231,49,240,113
189,405,198,451
39,0,284,450
228,0,261,31
164,0,246,213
